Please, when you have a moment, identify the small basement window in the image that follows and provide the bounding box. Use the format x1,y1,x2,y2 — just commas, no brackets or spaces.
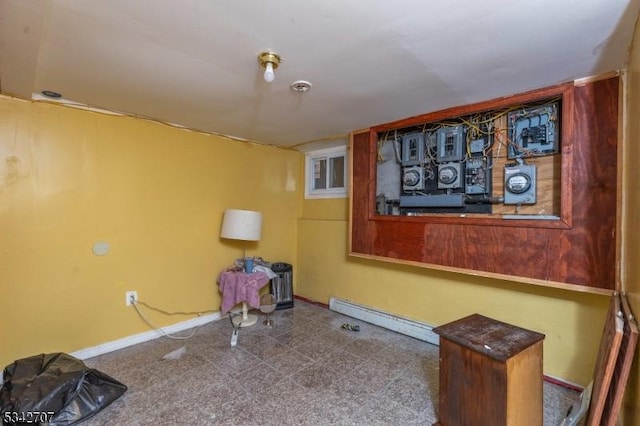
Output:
305,146,348,199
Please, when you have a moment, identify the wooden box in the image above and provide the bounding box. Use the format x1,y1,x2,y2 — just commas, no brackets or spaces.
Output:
433,314,545,426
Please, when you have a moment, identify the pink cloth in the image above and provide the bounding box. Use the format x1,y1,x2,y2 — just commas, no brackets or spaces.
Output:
218,270,270,313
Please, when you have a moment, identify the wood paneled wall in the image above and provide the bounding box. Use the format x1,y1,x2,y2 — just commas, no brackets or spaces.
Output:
349,77,618,292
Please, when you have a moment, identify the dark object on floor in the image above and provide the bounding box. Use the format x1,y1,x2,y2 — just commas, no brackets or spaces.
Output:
0,353,127,425
341,323,360,332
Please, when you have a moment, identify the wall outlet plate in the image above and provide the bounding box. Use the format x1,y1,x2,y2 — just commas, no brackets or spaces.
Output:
125,291,138,306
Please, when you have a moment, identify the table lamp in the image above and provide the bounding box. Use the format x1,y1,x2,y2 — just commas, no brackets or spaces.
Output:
220,208,263,327
220,209,262,268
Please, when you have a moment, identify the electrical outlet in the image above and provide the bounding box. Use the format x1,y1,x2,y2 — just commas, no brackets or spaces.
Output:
125,291,138,306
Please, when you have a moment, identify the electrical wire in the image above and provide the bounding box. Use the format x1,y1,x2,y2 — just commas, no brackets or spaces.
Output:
131,299,217,340
377,96,562,207
135,300,217,316
377,133,387,163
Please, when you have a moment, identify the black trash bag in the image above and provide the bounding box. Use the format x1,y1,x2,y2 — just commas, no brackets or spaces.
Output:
0,353,127,425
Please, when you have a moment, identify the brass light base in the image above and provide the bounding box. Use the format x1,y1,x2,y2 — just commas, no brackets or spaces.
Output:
258,51,281,70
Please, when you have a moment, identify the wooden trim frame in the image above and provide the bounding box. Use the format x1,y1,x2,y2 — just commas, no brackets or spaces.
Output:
350,77,619,291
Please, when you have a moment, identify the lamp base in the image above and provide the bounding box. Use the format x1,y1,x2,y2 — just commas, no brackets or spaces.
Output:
240,313,258,327
239,302,257,327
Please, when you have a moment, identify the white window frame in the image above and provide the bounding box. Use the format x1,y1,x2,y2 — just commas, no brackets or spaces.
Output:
304,146,348,199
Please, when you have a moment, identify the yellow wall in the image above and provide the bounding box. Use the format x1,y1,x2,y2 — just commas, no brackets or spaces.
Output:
0,96,301,369
0,80,625,393
622,10,640,422
298,185,609,386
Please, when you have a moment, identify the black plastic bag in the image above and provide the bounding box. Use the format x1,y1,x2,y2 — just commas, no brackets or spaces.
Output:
1,353,127,425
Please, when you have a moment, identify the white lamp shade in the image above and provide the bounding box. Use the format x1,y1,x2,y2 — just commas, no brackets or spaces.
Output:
220,209,262,241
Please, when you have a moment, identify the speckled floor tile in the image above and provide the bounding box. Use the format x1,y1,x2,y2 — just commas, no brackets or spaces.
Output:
77,299,579,425
382,373,433,413
264,348,314,376
292,363,339,390
291,336,340,361
320,347,364,376
341,337,386,360
356,394,423,426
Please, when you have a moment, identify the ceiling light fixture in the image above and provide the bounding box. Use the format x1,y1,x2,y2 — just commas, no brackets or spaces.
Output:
258,51,281,83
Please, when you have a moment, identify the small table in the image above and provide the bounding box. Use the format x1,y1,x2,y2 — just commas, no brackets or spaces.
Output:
218,270,270,327
433,314,545,426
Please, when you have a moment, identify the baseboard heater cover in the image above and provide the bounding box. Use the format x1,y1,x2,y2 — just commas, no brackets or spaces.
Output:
328,298,583,392
328,297,439,345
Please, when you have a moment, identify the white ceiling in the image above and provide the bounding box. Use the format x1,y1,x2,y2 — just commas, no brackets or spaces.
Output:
1,0,639,148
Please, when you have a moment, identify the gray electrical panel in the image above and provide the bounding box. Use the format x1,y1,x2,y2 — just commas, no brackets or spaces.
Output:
401,132,425,165
508,101,560,159
465,157,489,195
436,125,465,162
469,138,486,154
375,97,558,215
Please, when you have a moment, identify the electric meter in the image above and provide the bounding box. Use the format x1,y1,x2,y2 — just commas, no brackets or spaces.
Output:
437,163,461,189
504,164,537,204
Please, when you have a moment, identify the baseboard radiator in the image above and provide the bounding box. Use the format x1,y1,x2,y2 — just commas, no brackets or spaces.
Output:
328,297,439,345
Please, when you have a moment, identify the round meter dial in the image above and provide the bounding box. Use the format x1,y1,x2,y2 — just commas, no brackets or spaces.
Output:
403,169,421,186
438,166,458,185
506,173,531,194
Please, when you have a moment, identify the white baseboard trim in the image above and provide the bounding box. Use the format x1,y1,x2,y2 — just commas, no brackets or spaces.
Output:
0,312,222,384
329,297,439,345
71,312,222,360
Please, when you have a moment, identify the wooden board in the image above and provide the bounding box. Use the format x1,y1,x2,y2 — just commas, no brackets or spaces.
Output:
600,294,639,425
586,294,624,425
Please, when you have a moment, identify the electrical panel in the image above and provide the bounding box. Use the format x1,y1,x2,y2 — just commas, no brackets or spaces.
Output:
468,137,487,154
376,97,561,216
394,124,493,213
401,132,425,165
436,125,465,162
508,101,560,159
465,157,489,195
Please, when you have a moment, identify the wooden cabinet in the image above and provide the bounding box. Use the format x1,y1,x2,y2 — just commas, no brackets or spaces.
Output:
433,314,545,426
